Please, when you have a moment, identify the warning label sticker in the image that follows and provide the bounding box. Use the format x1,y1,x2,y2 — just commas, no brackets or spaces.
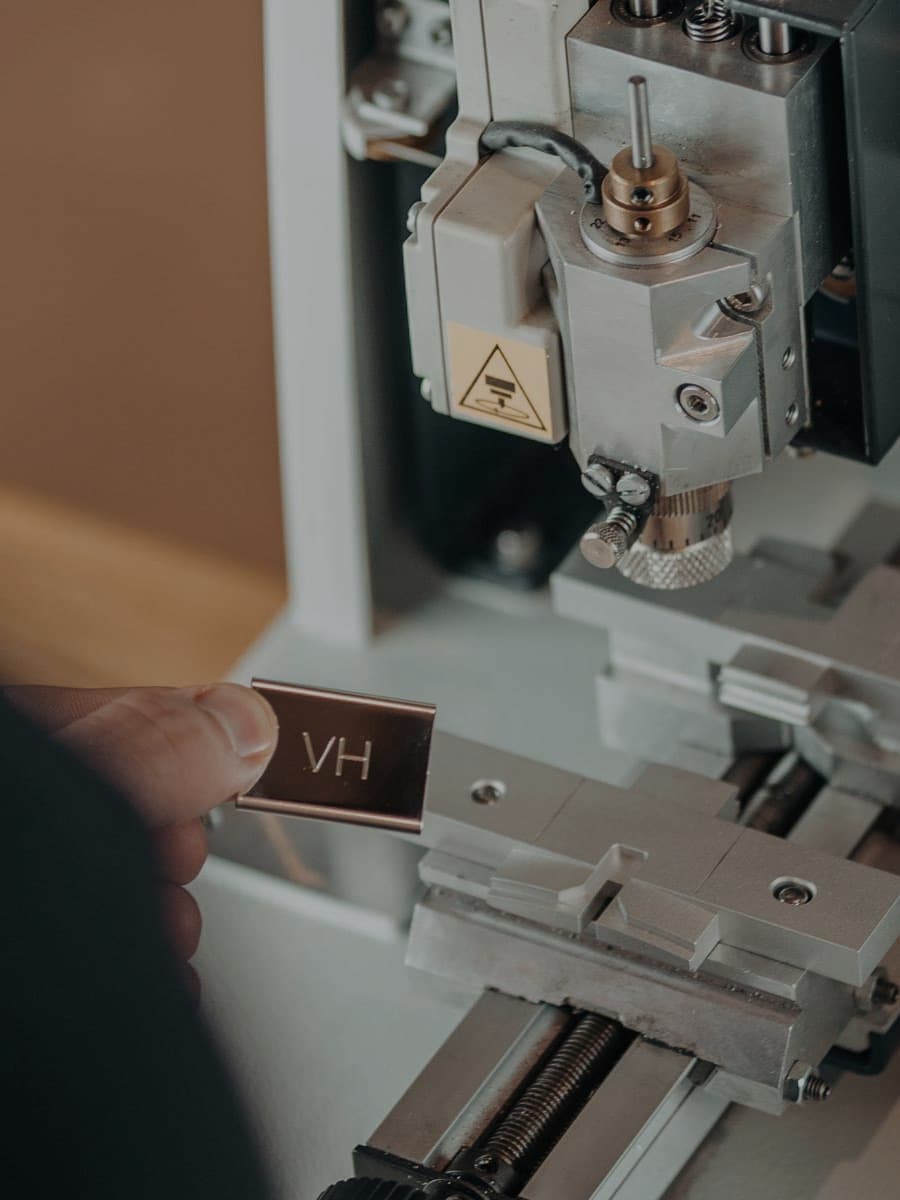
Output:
446,322,559,442
459,345,546,430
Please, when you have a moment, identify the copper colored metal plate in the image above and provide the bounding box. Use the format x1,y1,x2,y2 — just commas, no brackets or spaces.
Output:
237,679,437,833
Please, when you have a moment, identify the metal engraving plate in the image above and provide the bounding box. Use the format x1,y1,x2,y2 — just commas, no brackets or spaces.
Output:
236,679,437,833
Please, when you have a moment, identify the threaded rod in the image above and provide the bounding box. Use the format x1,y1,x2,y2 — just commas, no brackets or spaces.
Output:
803,1075,831,1103
479,1013,631,1182
747,759,824,838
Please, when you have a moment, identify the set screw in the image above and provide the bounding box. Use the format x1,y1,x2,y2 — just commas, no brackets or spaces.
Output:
774,882,814,906
677,384,720,424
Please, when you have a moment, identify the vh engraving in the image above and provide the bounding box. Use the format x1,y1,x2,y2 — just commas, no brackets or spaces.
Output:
302,733,373,781
237,680,436,832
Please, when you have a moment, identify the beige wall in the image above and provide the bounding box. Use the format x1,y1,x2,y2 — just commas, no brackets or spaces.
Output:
0,1,284,576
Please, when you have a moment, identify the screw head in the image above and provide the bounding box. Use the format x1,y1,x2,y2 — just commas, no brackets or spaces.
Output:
724,285,768,315
774,881,814,906
782,346,796,370
616,472,652,506
631,186,655,205
581,460,615,498
471,780,505,806
785,402,800,427
677,384,720,424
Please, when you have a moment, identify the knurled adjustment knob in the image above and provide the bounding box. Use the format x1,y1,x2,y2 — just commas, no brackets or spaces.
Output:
318,1180,426,1200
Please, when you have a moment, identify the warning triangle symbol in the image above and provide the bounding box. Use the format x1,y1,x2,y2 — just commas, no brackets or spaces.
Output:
459,345,547,432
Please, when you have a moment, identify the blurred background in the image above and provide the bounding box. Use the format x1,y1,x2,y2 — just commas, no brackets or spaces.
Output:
0,1,286,686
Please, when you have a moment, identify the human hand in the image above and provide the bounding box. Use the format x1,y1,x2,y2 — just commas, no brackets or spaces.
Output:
4,683,278,970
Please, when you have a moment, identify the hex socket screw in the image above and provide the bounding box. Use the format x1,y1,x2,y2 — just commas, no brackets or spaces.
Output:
677,384,720,424
774,882,814,906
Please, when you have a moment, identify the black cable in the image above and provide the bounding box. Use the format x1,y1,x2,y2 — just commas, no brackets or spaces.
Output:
479,121,607,204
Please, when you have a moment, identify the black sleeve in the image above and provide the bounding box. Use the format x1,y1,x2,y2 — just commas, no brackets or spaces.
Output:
0,693,275,1200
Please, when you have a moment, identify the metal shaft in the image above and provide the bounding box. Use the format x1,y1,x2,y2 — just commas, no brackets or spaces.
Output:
479,1013,631,1183
746,758,824,838
628,76,654,171
627,0,664,15
757,17,796,56
722,751,781,812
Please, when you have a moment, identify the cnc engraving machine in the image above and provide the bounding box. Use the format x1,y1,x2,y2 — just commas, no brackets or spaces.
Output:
209,3,900,1197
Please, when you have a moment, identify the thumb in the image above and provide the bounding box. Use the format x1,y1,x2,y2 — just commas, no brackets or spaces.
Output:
57,684,278,827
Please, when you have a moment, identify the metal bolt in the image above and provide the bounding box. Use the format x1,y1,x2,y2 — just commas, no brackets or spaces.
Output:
430,18,453,48
581,460,615,499
677,384,721,424
774,881,814,906
372,77,410,112
874,976,900,1007
471,780,505,806
802,1076,831,1102
785,403,800,427
616,473,652,506
377,1,410,40
724,284,768,315
782,346,796,370
581,507,641,570
783,1060,831,1105
420,378,433,402
406,200,425,235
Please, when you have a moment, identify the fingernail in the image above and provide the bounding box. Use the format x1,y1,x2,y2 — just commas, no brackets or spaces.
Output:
195,684,278,759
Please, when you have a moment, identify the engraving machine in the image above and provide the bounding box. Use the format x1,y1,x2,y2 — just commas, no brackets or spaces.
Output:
213,3,900,1198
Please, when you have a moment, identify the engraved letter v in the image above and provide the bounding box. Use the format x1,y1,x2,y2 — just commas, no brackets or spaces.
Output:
302,732,336,773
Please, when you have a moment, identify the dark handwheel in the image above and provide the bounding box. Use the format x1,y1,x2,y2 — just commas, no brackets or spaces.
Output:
317,1179,426,1200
